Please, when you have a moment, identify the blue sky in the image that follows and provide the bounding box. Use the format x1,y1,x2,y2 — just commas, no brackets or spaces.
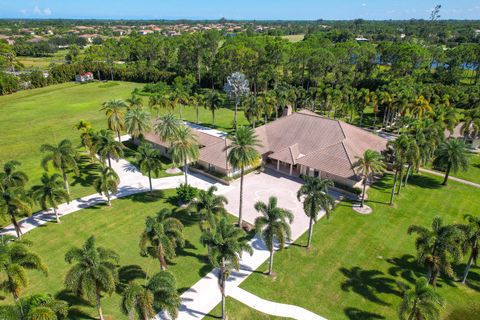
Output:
1,0,479,20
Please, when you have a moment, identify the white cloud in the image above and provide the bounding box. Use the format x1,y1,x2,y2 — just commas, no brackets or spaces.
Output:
20,9,27,15
43,8,52,16
361,3,367,7
32,5,52,16
33,5,41,15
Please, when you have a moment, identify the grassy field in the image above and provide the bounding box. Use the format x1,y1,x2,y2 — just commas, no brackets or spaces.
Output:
17,50,71,69
12,190,212,319
240,173,480,320
207,298,287,319
281,34,305,42
425,153,480,185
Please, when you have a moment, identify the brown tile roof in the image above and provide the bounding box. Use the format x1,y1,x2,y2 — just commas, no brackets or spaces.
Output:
255,110,387,180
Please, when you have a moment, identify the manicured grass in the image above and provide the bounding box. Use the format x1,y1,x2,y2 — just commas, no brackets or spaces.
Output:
281,34,305,42
207,298,287,319
11,190,212,319
17,50,74,69
240,173,480,320
425,153,480,185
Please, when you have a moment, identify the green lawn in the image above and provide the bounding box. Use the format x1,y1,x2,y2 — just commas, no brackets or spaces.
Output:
17,50,74,69
207,298,287,319
12,190,212,319
240,173,480,320
281,34,305,43
425,153,480,185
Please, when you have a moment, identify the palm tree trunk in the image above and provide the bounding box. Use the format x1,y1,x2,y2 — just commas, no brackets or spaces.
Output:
53,207,61,223
106,192,111,206
96,288,105,320
108,156,112,169
390,170,398,206
61,169,70,197
212,110,215,128
462,238,477,284
361,179,367,207
407,301,417,320
268,248,274,275
234,99,239,130
396,170,404,195
10,211,22,237
442,163,451,186
220,258,227,320
184,161,189,185
238,167,244,227
196,103,199,124
117,131,122,142
307,217,314,249
404,164,412,187
148,169,153,192
159,246,167,270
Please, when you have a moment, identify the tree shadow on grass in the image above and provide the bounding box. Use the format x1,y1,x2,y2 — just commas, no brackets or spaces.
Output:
56,289,92,309
340,266,400,306
68,307,96,320
71,156,100,188
129,190,165,203
387,254,424,285
117,264,147,292
454,264,480,292
408,175,441,189
344,307,385,320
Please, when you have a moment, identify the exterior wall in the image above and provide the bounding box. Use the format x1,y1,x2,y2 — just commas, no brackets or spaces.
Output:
197,160,229,176
299,164,358,188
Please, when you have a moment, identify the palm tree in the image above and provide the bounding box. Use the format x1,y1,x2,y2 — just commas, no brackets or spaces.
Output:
31,173,69,223
135,142,163,192
101,99,127,141
40,139,79,197
93,165,120,206
189,186,228,232
148,94,163,116
225,126,261,227
125,107,152,140
171,87,189,120
126,94,143,110
154,113,182,146
192,93,205,125
75,120,96,159
297,176,335,248
5,293,69,320
459,214,480,284
205,90,223,128
254,196,293,275
0,161,28,189
408,217,463,287
433,139,469,186
121,271,180,320
0,235,48,303
200,218,253,320
243,94,262,128
352,150,386,207
64,236,119,320
94,129,124,168
139,208,185,271
0,187,32,237
398,277,444,320
169,125,200,185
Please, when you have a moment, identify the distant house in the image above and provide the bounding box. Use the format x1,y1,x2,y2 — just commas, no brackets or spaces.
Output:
138,30,154,35
75,72,94,83
355,37,369,42
446,123,480,149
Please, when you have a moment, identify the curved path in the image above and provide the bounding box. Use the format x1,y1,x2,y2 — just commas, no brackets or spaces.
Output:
229,287,326,320
419,168,480,188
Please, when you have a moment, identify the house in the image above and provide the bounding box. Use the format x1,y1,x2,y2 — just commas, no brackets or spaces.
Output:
446,123,480,149
75,72,94,83
143,110,387,189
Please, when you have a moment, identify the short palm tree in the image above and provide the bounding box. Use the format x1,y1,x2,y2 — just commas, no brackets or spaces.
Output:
40,139,79,197
0,235,48,302
126,94,144,110
154,113,182,146
101,99,127,141
3,294,69,320
139,208,185,271
125,107,152,140
398,277,444,320
205,90,223,128
297,176,335,248
31,173,70,223
0,161,28,189
94,129,124,168
121,271,180,320
64,236,119,320
352,149,386,207
254,196,294,275
135,142,163,192
225,126,261,227
0,187,32,237
200,218,253,320
189,186,228,232
169,125,200,185
93,165,120,206
408,216,464,287
148,94,163,116
433,139,469,186
75,120,96,159
459,214,480,284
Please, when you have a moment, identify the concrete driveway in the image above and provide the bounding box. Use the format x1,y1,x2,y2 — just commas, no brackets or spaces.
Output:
220,169,329,239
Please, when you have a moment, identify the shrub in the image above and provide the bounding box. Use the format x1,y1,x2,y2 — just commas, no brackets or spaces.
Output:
175,183,198,203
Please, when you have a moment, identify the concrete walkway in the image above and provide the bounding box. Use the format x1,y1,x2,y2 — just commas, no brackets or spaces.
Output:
229,287,327,320
419,168,480,188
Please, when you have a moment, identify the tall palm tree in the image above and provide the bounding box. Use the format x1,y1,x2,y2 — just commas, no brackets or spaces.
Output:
125,107,152,140
126,94,144,110
200,218,253,320
169,125,200,185
189,186,228,232
139,208,185,271
94,129,124,168
64,236,119,320
121,271,180,320
31,173,69,223
93,165,120,206
408,217,463,287
154,113,182,146
398,277,444,320
352,150,386,207
254,196,294,275
205,90,223,128
171,87,189,120
148,94,163,116
75,120,96,159
0,161,28,189
243,95,262,128
135,142,163,192
101,99,127,141
40,139,79,197
433,139,469,186
192,93,205,125
459,214,480,284
0,187,32,237
297,176,335,248
0,235,48,303
225,126,261,227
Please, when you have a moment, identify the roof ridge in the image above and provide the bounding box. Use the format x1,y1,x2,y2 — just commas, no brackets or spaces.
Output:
341,140,356,175
337,121,347,140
